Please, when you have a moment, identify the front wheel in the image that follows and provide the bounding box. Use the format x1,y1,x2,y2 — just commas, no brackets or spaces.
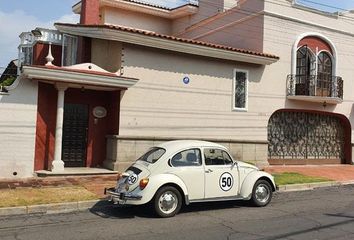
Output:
153,186,182,218
251,180,272,207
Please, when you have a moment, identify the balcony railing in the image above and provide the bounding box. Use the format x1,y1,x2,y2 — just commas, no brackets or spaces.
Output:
287,74,343,101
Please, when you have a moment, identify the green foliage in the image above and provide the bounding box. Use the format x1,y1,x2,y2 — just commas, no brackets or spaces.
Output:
0,76,16,86
273,172,333,186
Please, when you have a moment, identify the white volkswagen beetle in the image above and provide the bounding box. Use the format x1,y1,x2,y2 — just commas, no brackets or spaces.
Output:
105,140,276,218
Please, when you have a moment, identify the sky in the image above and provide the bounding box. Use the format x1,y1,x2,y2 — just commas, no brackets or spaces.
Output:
1,0,354,71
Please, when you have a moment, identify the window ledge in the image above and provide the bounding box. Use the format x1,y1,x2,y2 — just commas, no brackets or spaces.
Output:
232,108,248,112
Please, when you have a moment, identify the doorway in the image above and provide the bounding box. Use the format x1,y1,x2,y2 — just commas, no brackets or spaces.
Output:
62,103,89,167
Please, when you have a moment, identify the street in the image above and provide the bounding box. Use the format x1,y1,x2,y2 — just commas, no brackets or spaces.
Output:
1,185,354,240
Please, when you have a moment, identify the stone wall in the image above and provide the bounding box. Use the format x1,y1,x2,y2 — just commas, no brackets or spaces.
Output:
104,135,269,172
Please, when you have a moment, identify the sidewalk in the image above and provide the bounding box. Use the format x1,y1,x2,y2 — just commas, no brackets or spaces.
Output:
264,164,354,182
1,165,354,217
0,175,117,198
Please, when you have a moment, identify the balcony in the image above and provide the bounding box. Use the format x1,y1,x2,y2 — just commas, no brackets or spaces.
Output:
286,74,343,104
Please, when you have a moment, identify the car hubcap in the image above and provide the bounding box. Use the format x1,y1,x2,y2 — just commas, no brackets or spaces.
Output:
158,191,178,214
255,184,270,203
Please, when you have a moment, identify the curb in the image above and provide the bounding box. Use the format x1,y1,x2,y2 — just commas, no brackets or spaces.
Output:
0,199,109,217
277,180,354,192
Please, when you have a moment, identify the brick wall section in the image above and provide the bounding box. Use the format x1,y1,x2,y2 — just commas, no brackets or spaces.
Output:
80,0,100,25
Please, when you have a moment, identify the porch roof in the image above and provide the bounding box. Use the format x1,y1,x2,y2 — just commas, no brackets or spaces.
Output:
55,23,280,65
22,64,139,90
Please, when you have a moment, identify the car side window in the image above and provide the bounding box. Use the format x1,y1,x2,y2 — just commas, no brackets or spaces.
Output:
171,149,202,167
204,148,233,165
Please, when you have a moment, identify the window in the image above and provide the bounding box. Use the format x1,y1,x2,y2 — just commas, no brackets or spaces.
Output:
295,46,316,96
233,69,248,111
292,34,337,98
204,148,233,166
137,147,165,164
171,149,202,167
62,34,78,66
317,52,332,97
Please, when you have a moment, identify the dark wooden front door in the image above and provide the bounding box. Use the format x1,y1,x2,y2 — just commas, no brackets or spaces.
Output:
62,104,89,167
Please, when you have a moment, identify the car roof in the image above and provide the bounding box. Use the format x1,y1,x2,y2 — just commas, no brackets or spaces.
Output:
156,140,227,152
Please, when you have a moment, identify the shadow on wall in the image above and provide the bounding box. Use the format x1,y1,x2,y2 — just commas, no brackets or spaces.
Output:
123,44,266,82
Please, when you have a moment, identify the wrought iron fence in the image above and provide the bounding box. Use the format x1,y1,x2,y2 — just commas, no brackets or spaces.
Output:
286,75,343,99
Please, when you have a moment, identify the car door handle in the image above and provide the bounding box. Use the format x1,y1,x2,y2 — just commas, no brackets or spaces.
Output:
205,169,213,173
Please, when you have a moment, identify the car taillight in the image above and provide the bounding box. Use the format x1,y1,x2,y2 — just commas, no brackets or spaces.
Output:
139,178,149,190
117,173,122,181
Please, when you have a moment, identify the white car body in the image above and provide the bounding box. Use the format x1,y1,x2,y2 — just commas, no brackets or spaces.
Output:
105,140,276,217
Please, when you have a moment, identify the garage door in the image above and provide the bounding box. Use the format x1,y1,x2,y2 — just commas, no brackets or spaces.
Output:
268,111,344,164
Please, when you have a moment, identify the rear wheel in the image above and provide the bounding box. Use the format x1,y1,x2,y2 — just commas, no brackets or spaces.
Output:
251,180,272,207
153,186,182,218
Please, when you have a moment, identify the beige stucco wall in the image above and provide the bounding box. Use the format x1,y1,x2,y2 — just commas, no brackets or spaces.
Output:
0,79,38,178
119,44,268,142
101,7,172,35
91,38,122,73
261,0,354,141
172,0,224,35
175,0,264,52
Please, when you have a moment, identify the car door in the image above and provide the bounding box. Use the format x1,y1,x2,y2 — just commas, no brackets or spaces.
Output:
203,148,239,199
168,148,205,201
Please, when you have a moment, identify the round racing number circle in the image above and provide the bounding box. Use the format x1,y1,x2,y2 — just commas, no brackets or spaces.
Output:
127,173,138,185
219,172,233,191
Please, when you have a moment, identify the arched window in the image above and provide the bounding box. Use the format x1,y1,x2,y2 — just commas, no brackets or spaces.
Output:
291,34,338,98
295,46,315,95
317,52,332,97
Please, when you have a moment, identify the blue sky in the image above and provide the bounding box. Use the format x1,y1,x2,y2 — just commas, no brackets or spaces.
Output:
1,0,354,71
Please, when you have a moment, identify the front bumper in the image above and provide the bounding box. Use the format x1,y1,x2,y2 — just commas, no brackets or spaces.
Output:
104,187,142,203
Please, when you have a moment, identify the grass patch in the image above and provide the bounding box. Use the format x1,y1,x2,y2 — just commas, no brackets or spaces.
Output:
273,172,333,186
0,186,98,208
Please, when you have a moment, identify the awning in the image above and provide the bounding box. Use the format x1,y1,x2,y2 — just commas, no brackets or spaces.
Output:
22,64,139,90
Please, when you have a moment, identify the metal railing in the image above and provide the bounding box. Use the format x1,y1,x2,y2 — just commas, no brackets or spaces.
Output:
287,74,343,100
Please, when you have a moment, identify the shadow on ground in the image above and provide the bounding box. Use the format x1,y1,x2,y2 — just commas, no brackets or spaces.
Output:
89,199,250,219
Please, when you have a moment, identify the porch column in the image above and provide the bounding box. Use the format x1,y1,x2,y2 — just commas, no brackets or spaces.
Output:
51,84,68,172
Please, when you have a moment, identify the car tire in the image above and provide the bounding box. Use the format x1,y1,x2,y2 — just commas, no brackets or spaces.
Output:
251,180,272,207
153,186,182,218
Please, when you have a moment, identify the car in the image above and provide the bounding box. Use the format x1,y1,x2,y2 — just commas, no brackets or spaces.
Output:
105,140,276,218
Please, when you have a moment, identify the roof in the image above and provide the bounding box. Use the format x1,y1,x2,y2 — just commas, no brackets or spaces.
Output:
122,0,198,10
157,140,227,152
72,0,198,16
55,23,279,61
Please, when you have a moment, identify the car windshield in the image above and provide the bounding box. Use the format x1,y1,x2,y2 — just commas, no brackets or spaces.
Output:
137,147,166,164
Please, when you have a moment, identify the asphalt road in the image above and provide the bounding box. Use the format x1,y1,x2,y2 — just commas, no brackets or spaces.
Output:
1,185,354,240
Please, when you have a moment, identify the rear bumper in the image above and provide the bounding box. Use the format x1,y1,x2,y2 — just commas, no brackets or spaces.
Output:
104,187,142,202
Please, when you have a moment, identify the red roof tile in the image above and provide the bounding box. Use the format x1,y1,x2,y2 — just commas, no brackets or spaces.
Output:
55,23,279,60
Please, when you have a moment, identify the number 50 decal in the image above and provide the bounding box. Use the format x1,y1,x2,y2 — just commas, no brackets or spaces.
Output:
219,172,234,191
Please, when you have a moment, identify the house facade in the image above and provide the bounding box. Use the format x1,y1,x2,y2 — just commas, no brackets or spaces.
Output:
0,0,353,178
